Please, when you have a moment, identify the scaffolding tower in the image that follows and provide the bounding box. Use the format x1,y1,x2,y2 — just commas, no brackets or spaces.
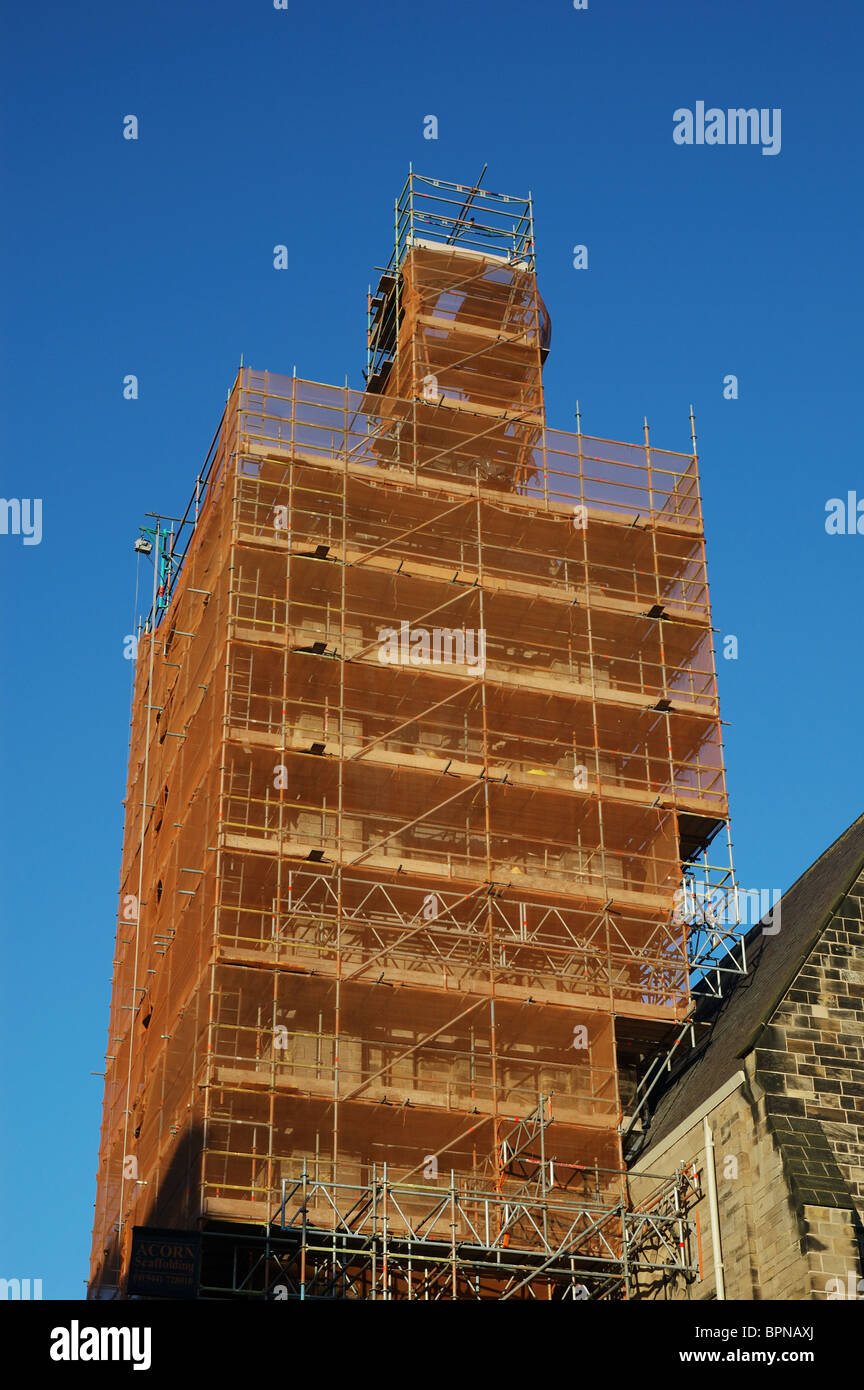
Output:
89,172,737,1300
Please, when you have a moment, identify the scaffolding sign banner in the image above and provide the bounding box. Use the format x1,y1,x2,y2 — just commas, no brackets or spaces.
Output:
127,1229,201,1300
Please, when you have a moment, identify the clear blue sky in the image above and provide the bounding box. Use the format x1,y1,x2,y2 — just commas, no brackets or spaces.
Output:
1,0,861,1299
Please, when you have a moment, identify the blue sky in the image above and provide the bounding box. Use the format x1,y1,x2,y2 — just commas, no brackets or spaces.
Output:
1,0,861,1299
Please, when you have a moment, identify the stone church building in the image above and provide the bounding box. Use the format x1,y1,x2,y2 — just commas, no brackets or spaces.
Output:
628,813,864,1300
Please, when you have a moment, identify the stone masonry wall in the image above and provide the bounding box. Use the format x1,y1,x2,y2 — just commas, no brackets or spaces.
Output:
628,870,864,1299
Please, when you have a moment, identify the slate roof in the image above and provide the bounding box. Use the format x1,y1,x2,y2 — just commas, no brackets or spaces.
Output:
636,811,864,1157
